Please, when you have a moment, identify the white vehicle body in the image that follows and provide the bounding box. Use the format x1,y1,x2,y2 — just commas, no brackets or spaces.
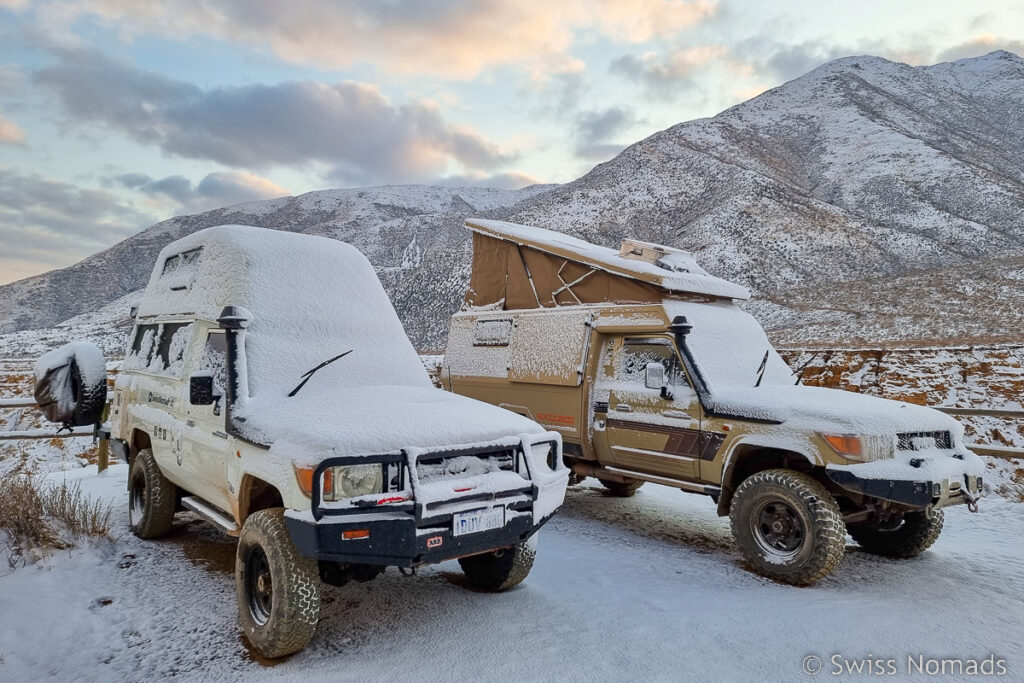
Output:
109,225,568,567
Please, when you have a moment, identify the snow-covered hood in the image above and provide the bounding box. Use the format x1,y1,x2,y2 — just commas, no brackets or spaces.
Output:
232,385,545,462
711,385,962,437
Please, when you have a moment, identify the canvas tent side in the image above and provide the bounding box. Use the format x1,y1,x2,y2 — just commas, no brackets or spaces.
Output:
463,218,748,310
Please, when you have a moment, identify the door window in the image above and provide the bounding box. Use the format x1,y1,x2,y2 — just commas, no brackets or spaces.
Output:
619,336,689,387
198,332,228,399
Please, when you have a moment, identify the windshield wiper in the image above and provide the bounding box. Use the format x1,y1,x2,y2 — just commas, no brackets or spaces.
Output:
754,349,769,387
792,351,823,385
288,350,353,397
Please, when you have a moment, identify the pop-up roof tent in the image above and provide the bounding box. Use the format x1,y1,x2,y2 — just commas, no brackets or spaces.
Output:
463,218,749,310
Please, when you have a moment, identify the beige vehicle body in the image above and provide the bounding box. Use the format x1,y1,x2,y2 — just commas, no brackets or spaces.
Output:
443,218,985,583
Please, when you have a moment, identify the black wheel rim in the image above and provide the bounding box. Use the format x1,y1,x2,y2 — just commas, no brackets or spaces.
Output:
129,469,146,526
753,500,805,560
245,546,273,626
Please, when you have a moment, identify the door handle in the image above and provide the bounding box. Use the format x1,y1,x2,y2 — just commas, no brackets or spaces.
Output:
213,430,228,439
186,419,196,427
616,403,632,412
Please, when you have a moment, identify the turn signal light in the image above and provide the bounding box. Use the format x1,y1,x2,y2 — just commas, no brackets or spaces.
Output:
822,434,862,457
294,467,333,497
342,529,370,540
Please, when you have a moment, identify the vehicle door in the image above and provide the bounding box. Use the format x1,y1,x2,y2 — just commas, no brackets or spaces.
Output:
182,328,233,511
597,335,705,482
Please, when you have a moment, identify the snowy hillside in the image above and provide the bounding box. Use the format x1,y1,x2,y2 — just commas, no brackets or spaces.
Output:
508,51,1024,347
2,52,1024,350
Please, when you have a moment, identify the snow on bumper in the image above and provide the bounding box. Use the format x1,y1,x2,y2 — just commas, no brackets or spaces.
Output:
825,448,985,510
283,432,569,566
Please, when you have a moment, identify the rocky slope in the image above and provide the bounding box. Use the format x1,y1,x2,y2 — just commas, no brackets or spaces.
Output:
2,51,1023,350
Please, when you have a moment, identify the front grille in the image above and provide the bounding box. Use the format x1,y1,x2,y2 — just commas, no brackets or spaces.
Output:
897,431,952,451
416,447,523,485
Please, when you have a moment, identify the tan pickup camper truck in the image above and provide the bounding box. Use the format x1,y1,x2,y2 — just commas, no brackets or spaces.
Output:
443,218,985,585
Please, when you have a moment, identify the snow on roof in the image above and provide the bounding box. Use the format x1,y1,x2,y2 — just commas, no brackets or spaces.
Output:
136,225,431,398
466,218,749,300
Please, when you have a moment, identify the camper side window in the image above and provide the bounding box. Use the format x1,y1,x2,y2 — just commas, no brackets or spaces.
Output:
125,324,159,371
150,323,192,377
620,337,689,387
474,319,513,346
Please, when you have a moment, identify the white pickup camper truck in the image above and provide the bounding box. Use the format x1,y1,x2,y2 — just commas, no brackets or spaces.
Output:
108,225,567,658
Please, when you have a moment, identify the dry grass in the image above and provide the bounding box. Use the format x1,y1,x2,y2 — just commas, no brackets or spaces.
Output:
996,466,1024,503
0,476,113,567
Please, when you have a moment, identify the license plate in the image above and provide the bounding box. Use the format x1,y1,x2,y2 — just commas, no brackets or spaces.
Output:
452,507,505,537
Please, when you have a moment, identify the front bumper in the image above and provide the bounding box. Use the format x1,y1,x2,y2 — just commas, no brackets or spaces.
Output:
825,452,984,510
286,436,568,567
285,509,547,568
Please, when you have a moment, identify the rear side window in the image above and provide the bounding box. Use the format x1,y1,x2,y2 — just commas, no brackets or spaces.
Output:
125,322,193,377
153,323,191,376
126,324,159,371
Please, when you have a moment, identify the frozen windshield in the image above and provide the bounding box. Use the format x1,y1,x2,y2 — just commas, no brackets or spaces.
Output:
662,300,793,393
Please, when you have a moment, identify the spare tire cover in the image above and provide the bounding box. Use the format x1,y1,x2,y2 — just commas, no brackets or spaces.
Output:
34,341,108,427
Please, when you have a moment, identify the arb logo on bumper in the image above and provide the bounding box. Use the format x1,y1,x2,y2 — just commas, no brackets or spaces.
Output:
426,536,443,548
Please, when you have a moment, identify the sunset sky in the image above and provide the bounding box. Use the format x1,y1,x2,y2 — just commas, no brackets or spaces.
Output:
1,0,1023,284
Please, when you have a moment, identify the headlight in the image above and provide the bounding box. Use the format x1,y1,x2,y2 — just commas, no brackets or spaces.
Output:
331,464,384,500
295,463,384,501
821,434,892,462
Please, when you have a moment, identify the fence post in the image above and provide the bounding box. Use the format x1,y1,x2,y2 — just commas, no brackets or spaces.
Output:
97,403,110,473
97,436,109,473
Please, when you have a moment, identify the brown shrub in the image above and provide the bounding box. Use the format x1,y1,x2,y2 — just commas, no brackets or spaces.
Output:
0,476,112,567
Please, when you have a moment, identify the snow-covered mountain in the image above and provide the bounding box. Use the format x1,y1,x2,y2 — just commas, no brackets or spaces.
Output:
2,51,1023,352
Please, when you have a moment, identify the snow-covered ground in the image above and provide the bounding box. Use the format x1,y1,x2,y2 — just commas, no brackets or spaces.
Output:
2,465,1021,681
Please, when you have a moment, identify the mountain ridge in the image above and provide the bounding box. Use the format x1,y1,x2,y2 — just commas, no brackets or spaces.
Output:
2,51,1023,352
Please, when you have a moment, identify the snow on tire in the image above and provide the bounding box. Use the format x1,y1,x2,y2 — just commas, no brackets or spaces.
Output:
848,509,944,559
729,469,845,585
128,448,177,539
236,508,320,659
458,535,537,591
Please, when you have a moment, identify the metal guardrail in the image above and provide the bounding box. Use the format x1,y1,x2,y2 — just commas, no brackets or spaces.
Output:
967,443,1024,459
0,398,38,408
0,427,96,440
936,407,1024,419
1,394,111,470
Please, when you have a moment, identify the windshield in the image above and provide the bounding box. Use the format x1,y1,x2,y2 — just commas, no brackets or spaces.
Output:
662,299,792,394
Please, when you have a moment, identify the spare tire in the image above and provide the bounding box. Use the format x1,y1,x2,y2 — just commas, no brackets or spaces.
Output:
33,341,108,427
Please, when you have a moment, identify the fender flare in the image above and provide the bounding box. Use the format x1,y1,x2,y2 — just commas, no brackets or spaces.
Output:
716,436,820,516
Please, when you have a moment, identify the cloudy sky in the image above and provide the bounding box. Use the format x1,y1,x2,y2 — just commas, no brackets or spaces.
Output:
1,0,1023,285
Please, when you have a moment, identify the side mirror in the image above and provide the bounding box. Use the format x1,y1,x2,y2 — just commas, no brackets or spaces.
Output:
644,362,666,390
189,373,218,406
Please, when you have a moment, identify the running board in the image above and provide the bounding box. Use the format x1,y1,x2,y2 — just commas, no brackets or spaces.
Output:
603,466,722,496
181,496,240,536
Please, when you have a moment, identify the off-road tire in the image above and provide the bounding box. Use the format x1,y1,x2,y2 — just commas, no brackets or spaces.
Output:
128,448,177,539
848,509,944,558
236,508,320,659
729,469,845,585
458,536,537,591
597,478,644,497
